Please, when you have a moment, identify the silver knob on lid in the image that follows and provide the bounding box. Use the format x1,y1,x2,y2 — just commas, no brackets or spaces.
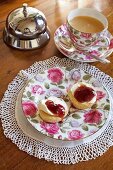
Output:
23,3,28,17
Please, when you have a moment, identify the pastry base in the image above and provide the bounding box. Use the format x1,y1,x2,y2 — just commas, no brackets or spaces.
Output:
39,110,62,123
68,90,94,110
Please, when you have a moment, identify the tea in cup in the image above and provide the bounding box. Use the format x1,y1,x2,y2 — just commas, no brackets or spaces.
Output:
67,8,110,50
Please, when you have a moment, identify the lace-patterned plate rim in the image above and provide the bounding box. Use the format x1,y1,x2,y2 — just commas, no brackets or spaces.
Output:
0,56,113,165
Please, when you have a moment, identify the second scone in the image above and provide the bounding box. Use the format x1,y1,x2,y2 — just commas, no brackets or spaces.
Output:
68,82,97,109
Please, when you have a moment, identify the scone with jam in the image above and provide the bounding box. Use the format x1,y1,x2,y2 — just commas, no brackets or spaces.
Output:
38,96,69,123
68,82,97,109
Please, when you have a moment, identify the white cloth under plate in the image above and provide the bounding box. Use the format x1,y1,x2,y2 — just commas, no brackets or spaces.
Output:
0,56,113,164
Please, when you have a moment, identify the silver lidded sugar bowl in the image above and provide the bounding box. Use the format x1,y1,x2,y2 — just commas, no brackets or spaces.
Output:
3,3,50,50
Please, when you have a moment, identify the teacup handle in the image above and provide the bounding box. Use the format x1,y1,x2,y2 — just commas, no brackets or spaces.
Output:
97,34,110,47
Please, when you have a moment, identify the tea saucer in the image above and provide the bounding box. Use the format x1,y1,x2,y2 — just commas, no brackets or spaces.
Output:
54,24,113,62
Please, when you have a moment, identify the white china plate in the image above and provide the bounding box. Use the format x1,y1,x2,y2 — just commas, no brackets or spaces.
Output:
21,67,111,141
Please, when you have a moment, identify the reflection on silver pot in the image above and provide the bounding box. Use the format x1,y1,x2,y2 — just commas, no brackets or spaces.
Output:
3,3,50,50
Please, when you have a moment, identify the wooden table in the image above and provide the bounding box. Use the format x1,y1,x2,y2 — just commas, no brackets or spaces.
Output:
0,0,113,169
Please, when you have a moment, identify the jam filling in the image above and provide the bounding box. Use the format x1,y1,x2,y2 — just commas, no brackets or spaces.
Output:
74,85,95,103
45,100,65,117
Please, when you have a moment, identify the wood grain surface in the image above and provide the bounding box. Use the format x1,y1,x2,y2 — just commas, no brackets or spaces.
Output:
0,0,113,170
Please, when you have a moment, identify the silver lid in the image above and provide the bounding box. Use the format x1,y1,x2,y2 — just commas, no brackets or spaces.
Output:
6,3,47,39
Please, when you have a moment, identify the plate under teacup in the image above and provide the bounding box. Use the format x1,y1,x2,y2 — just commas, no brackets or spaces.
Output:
54,24,113,62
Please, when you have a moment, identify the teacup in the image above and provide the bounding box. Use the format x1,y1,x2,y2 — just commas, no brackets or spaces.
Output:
66,8,110,50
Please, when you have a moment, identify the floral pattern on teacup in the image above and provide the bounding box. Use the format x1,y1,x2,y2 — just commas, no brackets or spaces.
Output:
67,22,99,47
54,24,113,62
109,39,113,49
81,33,92,39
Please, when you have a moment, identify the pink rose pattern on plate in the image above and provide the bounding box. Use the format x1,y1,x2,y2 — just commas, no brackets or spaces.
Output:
31,85,45,95
22,101,37,117
84,110,102,124
68,130,84,140
47,68,64,83
22,68,110,140
96,91,106,100
40,122,59,135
